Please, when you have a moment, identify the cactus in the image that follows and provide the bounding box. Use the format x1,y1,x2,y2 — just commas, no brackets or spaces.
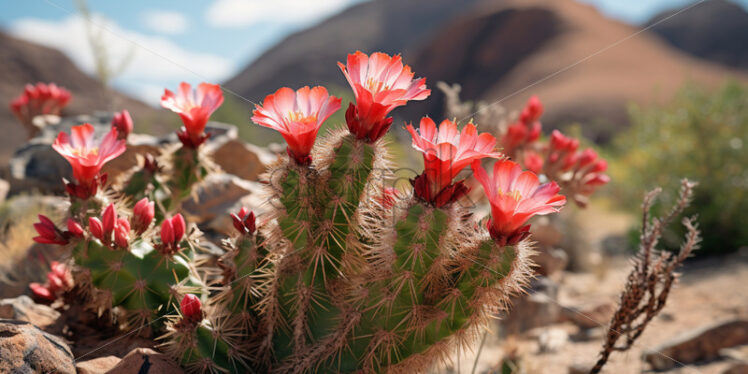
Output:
25,51,609,373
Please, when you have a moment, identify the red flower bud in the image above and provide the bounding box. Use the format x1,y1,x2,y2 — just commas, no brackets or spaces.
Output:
30,283,55,302
88,217,104,240
111,110,133,140
66,219,84,237
180,294,202,323
160,214,186,254
114,218,130,248
33,215,68,245
230,207,256,235
102,203,117,237
161,219,174,245
132,198,155,234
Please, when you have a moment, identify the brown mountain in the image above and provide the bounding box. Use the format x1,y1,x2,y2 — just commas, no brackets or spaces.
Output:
0,31,167,164
224,0,747,142
645,0,748,70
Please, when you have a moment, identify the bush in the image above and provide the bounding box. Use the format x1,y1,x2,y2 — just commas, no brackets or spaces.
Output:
610,82,747,255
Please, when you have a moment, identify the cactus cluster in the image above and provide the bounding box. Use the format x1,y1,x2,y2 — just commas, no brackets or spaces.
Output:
25,51,609,373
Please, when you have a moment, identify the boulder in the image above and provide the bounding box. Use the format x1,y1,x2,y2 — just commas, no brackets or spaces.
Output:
643,319,748,370
106,347,183,374
0,296,60,331
182,173,261,229
0,319,75,374
500,276,560,334
76,355,121,374
723,363,748,374
210,139,274,181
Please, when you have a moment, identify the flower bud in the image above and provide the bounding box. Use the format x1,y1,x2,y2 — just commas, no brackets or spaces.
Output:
132,198,155,234
88,217,104,240
160,214,186,254
114,218,130,248
102,203,117,237
180,294,202,323
66,219,84,237
111,110,133,140
230,207,256,235
33,215,68,245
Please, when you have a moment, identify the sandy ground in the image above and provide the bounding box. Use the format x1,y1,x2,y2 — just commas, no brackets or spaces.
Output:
441,252,748,374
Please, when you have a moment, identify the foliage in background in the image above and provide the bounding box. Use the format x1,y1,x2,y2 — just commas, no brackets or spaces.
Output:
610,82,747,255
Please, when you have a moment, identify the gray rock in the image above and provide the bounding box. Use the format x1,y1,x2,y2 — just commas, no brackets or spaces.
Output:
76,355,121,374
0,319,75,374
644,319,748,371
501,277,561,334
182,173,260,229
0,296,60,330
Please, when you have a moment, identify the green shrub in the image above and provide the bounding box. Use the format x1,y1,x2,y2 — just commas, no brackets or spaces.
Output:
610,82,747,255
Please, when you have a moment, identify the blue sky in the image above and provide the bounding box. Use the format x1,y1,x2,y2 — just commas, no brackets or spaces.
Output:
1,0,746,105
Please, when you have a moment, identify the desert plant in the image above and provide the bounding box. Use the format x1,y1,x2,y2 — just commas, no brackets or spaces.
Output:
611,82,747,255
24,51,580,373
590,179,700,374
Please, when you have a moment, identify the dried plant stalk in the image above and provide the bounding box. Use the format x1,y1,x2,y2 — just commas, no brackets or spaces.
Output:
589,179,700,374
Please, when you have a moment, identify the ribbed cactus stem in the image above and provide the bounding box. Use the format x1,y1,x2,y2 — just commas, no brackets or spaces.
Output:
73,237,202,328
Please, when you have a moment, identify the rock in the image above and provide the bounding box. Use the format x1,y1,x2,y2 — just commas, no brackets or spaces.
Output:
0,319,75,374
530,217,563,248
0,296,60,331
721,344,748,362
644,319,748,371
560,302,615,330
723,363,748,374
102,134,161,182
182,173,260,228
532,247,568,277
571,327,606,342
76,355,121,374
538,328,568,353
568,362,592,374
501,277,560,334
0,178,9,203
210,139,272,181
106,348,183,374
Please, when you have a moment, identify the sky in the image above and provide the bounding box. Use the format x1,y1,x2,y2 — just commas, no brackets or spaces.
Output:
1,0,746,106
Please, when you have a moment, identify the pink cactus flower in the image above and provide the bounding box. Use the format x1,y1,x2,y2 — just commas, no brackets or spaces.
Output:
406,117,501,207
471,159,566,246
52,123,126,198
111,110,133,140
161,82,224,148
252,86,341,165
10,82,72,126
501,96,543,157
339,51,430,142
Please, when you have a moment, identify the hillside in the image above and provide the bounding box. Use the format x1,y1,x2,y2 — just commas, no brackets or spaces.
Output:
224,0,747,141
0,32,168,164
645,0,748,70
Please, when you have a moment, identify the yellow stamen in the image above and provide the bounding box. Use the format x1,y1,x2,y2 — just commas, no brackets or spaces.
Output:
365,77,391,94
287,111,317,126
497,188,522,201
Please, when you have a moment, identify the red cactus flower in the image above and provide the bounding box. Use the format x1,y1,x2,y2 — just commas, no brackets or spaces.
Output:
471,159,566,246
10,82,72,126
111,110,133,140
252,86,341,165
230,207,256,235
161,82,224,148
30,261,73,303
523,150,544,175
131,198,155,234
339,51,430,142
52,123,126,198
180,294,203,324
33,215,69,245
406,117,501,207
160,214,186,254
501,96,543,157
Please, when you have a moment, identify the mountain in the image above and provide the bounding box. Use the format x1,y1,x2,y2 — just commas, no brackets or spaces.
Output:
224,0,747,142
645,0,748,70
0,31,167,164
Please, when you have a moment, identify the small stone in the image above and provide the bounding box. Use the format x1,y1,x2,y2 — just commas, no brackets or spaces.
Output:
723,363,748,374
76,355,121,374
105,347,183,374
643,319,748,371
568,362,592,374
182,173,260,229
561,302,615,330
0,295,60,331
532,247,569,277
0,319,75,374
501,277,561,334
209,139,272,181
0,178,9,203
538,328,569,353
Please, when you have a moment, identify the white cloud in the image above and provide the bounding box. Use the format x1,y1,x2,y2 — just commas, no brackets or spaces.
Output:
206,0,352,28
142,10,188,35
8,15,234,104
